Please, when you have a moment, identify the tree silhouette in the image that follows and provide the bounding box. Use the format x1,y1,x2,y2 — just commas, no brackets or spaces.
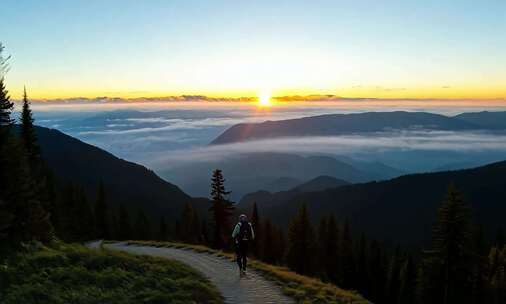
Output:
94,181,109,239
118,205,132,240
20,87,40,170
158,216,168,241
209,169,234,249
286,204,316,275
134,209,151,240
418,184,473,304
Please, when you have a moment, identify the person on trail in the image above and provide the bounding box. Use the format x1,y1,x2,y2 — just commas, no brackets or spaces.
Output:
232,214,255,276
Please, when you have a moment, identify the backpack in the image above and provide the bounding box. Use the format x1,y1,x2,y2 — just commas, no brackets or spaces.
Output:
238,221,252,241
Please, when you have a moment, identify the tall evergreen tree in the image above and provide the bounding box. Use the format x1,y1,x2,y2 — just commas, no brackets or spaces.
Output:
286,204,316,275
134,209,151,240
0,43,13,146
262,219,276,263
20,87,40,169
180,202,200,243
326,215,340,283
118,204,132,240
72,186,95,241
209,169,234,249
340,219,356,288
250,202,262,257
418,184,473,304
397,254,416,304
317,216,329,277
158,216,168,241
94,181,109,239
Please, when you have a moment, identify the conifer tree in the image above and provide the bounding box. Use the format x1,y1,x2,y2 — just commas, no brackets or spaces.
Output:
286,204,316,275
181,202,200,243
72,187,95,241
209,169,234,249
201,219,210,245
396,254,416,304
20,87,40,169
0,43,13,146
385,246,402,303
3,143,53,244
0,199,13,243
94,181,109,239
134,209,151,240
251,202,262,257
158,216,168,241
317,216,329,277
326,215,340,283
418,184,473,304
262,219,276,263
118,204,132,240
339,219,356,288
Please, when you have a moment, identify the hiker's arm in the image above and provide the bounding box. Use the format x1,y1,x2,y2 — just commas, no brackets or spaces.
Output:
231,224,240,238
250,223,255,240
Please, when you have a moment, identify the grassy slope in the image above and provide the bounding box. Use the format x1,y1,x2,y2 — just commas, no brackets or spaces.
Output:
123,240,370,304
0,242,222,304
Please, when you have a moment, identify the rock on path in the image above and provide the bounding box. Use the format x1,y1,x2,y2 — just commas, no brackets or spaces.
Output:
102,242,295,304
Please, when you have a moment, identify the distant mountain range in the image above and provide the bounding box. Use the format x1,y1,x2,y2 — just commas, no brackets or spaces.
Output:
33,126,192,218
211,111,506,145
245,160,506,246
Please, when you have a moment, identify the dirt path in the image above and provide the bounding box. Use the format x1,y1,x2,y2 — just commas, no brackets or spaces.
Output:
100,242,294,304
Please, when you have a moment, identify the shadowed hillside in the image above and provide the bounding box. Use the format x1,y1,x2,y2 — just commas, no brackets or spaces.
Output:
258,160,506,246
32,126,192,218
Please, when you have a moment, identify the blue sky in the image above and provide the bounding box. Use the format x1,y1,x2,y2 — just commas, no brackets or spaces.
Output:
1,0,505,99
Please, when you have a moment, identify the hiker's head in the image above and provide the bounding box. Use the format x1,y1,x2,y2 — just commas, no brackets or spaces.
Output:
239,214,247,222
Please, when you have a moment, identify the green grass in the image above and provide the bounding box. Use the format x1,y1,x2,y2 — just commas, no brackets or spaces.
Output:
124,240,371,304
0,241,222,304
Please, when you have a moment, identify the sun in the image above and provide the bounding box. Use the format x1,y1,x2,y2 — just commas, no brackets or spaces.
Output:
258,92,272,107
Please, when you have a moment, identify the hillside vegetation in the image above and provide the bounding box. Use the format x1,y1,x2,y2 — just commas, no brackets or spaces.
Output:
0,242,222,304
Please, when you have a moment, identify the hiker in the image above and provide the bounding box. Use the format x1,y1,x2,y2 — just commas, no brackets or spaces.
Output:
232,214,255,275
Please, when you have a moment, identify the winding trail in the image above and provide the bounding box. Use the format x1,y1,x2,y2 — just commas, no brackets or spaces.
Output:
95,242,294,304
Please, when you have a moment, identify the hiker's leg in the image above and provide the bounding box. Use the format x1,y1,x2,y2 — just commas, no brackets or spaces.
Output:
235,242,243,270
241,241,249,270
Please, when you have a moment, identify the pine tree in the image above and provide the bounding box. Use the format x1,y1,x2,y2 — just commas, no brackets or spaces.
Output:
385,246,402,303
134,209,151,240
286,204,316,275
397,254,416,304
0,199,13,244
73,186,95,241
262,219,276,263
209,169,234,249
250,202,262,257
2,142,53,244
158,216,168,241
326,215,340,284
0,43,13,146
355,232,370,295
340,219,355,288
94,181,109,239
317,216,329,278
418,184,473,304
181,202,200,243
118,204,132,240
20,87,40,170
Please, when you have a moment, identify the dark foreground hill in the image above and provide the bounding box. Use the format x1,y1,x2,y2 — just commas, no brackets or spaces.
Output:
211,111,481,144
33,126,192,218
256,160,506,246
